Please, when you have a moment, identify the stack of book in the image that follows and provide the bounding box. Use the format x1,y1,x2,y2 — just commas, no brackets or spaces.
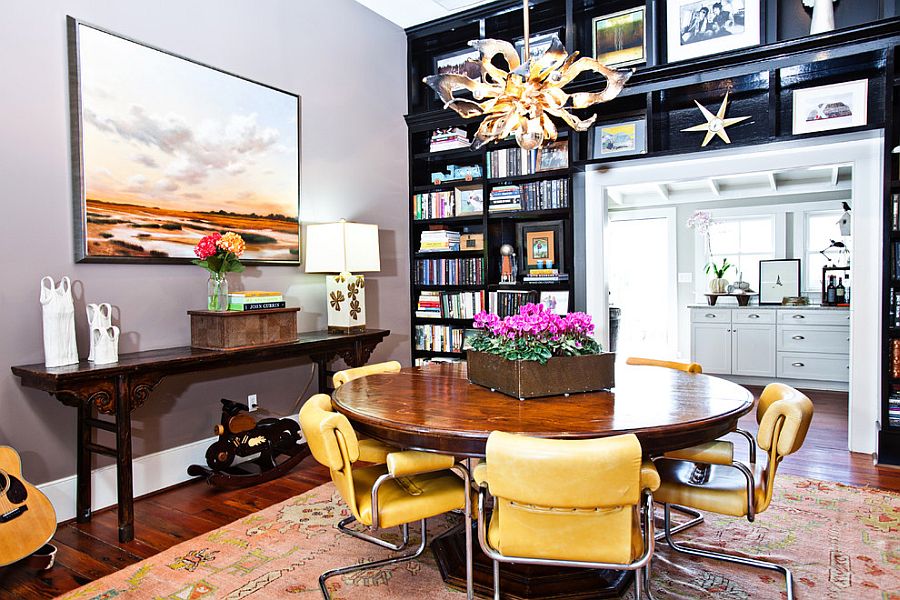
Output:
890,391,900,427
523,268,569,283
488,185,522,212
430,128,470,152
419,230,460,252
415,290,485,319
228,291,285,311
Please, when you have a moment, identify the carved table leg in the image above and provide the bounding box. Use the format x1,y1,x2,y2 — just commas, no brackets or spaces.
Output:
76,401,92,523
115,376,134,542
314,357,328,394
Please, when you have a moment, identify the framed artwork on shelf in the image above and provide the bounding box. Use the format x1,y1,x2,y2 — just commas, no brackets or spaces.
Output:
759,259,801,305
665,0,761,63
455,186,484,215
791,79,868,135
516,220,565,273
592,7,646,68
590,118,647,159
434,47,481,80
538,140,570,171
514,30,562,62
67,18,301,264
540,291,569,315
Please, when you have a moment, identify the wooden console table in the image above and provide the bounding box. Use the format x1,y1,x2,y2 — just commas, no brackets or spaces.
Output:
11,328,389,542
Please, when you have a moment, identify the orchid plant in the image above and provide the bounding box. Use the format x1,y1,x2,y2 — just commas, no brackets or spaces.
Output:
471,303,601,364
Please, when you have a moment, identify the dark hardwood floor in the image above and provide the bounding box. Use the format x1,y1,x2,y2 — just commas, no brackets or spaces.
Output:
1,387,897,599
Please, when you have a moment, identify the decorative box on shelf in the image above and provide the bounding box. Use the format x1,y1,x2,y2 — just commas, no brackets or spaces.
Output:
466,350,615,400
189,307,301,350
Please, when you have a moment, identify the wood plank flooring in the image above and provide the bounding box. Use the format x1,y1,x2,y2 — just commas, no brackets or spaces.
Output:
1,387,897,599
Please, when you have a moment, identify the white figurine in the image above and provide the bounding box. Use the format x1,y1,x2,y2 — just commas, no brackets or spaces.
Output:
92,326,120,365
803,0,836,35
86,303,112,361
40,276,79,368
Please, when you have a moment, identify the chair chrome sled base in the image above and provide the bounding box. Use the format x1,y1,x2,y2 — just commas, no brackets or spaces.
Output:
663,503,794,600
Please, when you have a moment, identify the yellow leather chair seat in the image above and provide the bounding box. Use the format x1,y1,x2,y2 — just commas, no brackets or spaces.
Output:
663,440,734,466
352,464,465,529
655,459,768,518
357,438,393,464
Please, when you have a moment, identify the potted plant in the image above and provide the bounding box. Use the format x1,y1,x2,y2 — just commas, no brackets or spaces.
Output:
467,303,614,400
706,258,733,294
192,232,246,311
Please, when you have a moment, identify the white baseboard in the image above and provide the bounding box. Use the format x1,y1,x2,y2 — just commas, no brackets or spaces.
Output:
37,435,218,523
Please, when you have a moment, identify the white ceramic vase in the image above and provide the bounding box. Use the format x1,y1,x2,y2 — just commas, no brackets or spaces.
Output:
709,277,729,294
40,276,79,368
92,325,120,365
809,0,835,35
86,303,112,361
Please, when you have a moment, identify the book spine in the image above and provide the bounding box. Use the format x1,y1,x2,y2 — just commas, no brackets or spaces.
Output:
229,301,287,311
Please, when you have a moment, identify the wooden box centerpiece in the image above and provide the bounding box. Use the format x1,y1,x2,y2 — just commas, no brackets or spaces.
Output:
189,307,300,350
466,304,614,400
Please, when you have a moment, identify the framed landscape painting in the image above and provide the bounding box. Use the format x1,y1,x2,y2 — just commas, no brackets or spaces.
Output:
67,17,301,264
592,7,646,68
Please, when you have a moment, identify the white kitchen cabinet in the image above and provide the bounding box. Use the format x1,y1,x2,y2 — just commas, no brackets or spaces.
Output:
731,324,776,377
690,322,734,375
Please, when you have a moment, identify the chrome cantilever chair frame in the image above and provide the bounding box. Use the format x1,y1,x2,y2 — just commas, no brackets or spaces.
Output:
319,462,473,600
476,485,657,600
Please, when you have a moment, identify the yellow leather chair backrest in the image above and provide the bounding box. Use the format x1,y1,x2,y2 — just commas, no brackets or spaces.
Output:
625,357,702,373
298,394,362,518
333,361,402,388
482,431,644,564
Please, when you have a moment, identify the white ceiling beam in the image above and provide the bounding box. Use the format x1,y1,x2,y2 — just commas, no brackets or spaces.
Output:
707,178,721,196
831,166,840,187
655,183,670,201
767,172,777,191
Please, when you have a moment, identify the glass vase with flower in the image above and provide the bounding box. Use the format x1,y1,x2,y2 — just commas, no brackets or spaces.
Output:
192,232,246,311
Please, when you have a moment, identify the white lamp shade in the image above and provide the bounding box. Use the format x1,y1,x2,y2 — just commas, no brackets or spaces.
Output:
305,221,381,273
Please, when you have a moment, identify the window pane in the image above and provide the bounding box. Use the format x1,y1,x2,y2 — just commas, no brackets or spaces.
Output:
736,254,773,290
739,218,774,253
806,251,829,291
708,221,740,254
807,211,843,252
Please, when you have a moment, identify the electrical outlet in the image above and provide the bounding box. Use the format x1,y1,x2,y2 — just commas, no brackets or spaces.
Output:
247,394,258,412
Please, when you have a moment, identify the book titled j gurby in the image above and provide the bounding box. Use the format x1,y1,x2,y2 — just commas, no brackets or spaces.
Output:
228,290,285,311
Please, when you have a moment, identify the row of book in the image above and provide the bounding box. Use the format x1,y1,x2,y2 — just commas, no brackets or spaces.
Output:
414,325,473,353
413,186,483,220
523,269,569,283
893,242,900,279
415,257,484,286
889,291,900,328
228,290,285,311
488,289,540,318
488,179,569,213
429,127,470,153
485,140,568,178
890,392,900,427
419,230,460,252
892,194,900,231
415,290,486,319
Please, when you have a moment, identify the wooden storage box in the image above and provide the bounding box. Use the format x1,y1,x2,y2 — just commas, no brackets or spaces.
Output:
466,350,615,400
460,233,484,250
189,308,300,350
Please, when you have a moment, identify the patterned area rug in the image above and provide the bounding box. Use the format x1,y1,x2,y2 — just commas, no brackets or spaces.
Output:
60,476,899,599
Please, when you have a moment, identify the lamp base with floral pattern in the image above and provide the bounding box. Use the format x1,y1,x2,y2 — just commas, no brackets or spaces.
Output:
326,272,367,334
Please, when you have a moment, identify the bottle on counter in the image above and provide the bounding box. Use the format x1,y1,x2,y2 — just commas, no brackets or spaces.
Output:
836,277,846,304
826,275,837,305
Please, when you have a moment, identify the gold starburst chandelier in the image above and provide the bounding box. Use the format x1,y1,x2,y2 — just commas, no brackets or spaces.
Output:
423,0,634,150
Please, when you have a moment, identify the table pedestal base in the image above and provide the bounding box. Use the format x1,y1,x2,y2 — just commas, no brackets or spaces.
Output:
432,526,632,599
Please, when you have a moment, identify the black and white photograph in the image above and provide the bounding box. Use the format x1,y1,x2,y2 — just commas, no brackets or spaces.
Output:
759,259,801,304
515,31,562,62
666,0,759,62
792,79,868,135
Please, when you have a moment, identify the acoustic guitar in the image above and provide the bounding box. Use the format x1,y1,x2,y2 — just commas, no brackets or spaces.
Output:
0,446,56,567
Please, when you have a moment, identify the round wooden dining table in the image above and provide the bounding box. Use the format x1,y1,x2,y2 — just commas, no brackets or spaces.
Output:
331,362,755,599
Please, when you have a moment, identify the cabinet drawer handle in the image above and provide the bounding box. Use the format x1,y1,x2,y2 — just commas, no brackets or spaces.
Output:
748,314,760,319
792,335,805,340
792,315,805,319
705,313,717,318
791,362,805,367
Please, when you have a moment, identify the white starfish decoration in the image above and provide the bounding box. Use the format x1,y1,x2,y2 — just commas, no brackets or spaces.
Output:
681,92,751,147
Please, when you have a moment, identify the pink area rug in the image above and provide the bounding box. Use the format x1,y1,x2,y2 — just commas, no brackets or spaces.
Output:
59,476,900,599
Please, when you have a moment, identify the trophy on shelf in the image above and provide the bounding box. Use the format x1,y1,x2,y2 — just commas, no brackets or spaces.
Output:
500,244,517,284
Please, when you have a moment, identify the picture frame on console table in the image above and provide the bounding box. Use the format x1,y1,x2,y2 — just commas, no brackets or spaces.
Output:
67,17,301,265
665,0,761,63
759,259,800,305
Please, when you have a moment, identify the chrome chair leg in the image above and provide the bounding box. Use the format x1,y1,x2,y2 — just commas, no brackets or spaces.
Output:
451,463,474,600
319,518,427,600
663,504,794,600
493,559,500,600
337,516,410,551
654,504,704,541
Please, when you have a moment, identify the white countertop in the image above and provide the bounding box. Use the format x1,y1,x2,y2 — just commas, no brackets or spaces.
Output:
687,303,849,311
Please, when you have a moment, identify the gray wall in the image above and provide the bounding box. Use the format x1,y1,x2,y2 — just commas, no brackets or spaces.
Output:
0,0,409,484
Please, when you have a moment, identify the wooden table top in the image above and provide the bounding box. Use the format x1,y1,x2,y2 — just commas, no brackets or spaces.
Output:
332,362,755,456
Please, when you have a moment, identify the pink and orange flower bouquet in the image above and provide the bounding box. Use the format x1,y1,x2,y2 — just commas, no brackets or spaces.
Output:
192,232,246,310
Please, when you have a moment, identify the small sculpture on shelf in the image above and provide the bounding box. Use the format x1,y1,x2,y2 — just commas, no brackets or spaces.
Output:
500,243,517,284
92,326,120,365
86,303,112,361
40,276,78,368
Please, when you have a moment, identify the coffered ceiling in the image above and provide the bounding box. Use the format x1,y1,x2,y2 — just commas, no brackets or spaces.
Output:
353,0,497,28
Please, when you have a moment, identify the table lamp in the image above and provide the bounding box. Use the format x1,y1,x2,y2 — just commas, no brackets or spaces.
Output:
305,220,380,333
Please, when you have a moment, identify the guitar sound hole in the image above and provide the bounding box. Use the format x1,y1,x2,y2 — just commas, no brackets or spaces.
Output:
5,475,27,504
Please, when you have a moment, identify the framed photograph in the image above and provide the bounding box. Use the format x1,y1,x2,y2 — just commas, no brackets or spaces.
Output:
590,118,647,158
67,18,300,264
515,30,562,62
592,7,646,68
792,79,868,135
455,185,484,215
540,291,570,315
665,0,761,63
434,47,481,80
538,140,569,171
516,220,565,272
759,259,801,305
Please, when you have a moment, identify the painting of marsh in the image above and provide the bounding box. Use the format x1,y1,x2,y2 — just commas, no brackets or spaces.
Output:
70,20,300,263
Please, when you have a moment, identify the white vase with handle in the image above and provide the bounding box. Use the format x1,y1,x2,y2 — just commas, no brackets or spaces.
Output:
86,303,112,361
92,325,120,365
805,0,835,35
40,276,79,368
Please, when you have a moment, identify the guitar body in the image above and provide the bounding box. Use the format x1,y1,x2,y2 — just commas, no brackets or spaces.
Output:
0,446,56,567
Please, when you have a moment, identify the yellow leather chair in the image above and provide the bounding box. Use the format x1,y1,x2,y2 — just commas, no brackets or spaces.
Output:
654,383,814,600
332,361,403,464
474,431,660,599
299,394,473,599
625,356,702,373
